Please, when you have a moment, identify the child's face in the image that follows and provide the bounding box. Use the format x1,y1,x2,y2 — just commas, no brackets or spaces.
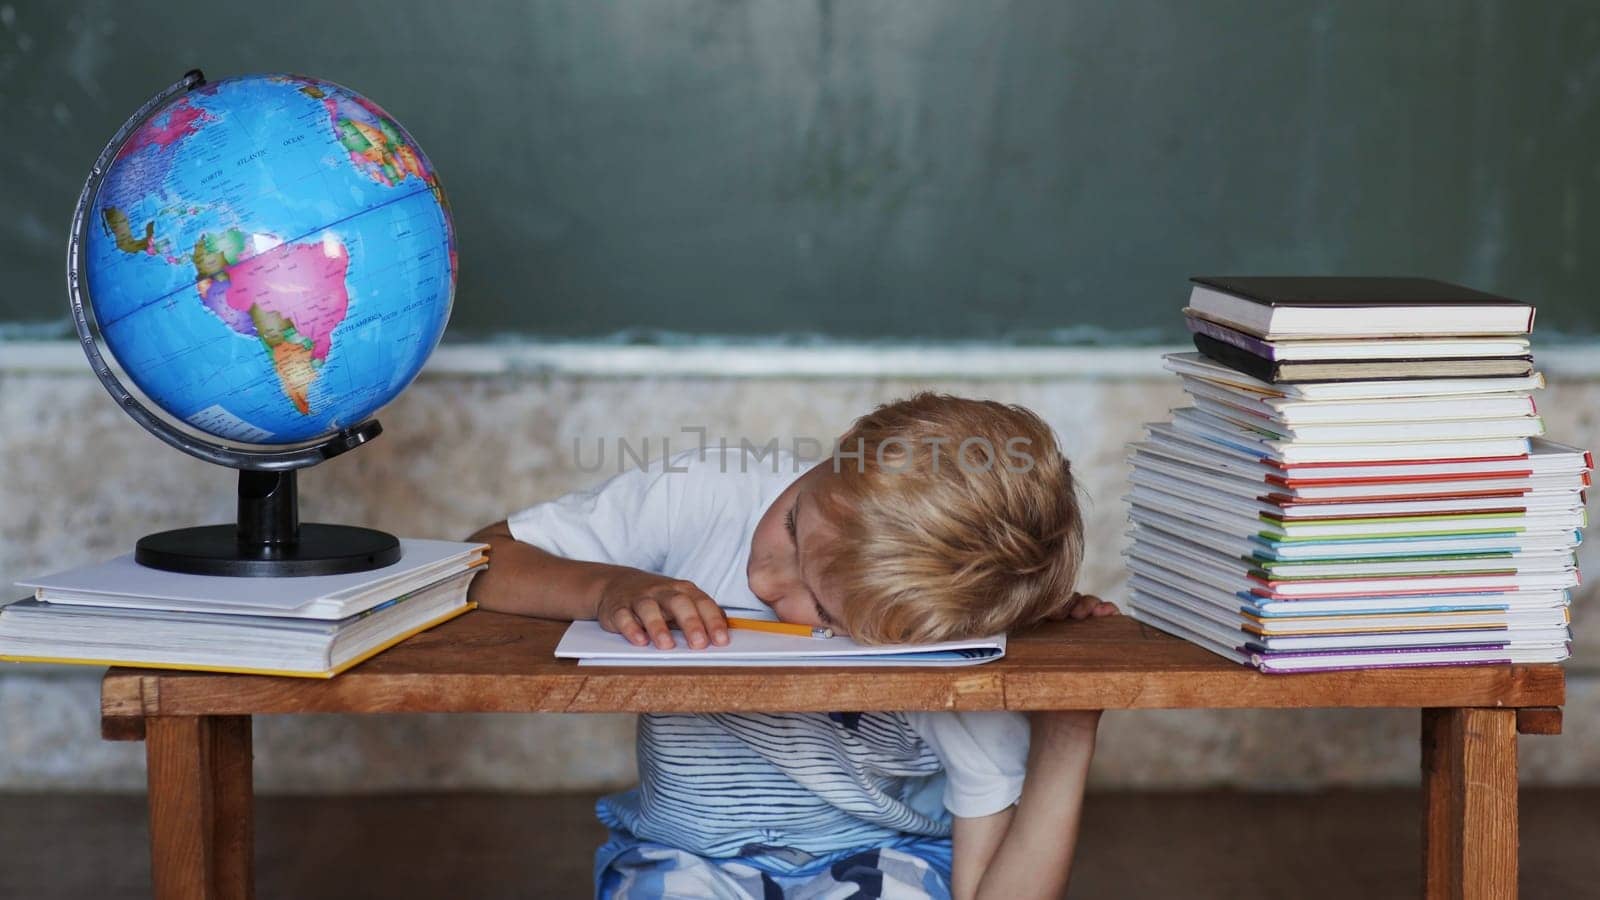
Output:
746,462,849,634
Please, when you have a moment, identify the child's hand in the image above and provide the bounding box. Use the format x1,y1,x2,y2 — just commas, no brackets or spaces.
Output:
597,569,730,650
1048,591,1119,621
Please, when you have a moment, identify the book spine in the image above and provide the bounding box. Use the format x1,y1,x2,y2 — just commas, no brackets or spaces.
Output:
1276,358,1533,384
1191,333,1279,382
1185,314,1278,360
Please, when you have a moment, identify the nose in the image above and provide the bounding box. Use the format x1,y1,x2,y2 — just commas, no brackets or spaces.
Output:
746,570,776,606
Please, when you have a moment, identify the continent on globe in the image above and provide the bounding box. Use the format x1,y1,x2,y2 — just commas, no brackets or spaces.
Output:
115,97,214,161
192,228,351,415
99,97,216,258
102,208,155,255
304,82,436,191
303,79,458,280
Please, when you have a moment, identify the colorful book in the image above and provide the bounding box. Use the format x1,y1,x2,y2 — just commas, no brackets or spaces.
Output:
1128,593,1568,672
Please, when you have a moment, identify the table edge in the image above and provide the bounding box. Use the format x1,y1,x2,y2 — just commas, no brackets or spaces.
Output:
100,662,1568,718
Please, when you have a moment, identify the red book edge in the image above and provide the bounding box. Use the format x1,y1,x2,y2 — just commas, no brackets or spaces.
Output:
1248,578,1525,600
1264,489,1533,504
1267,469,1537,487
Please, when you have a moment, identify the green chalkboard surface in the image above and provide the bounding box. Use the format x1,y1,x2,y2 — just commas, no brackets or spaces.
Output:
2,1,1598,342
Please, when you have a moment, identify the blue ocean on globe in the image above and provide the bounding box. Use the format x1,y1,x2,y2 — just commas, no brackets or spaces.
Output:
84,73,455,445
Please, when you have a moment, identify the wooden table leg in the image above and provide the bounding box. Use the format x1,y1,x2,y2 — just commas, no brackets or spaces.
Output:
145,716,255,900
1421,707,1518,900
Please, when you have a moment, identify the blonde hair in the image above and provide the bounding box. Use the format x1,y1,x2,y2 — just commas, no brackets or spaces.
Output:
813,393,1084,644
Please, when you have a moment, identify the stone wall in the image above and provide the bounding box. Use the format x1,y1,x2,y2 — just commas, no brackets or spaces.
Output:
3,347,1595,792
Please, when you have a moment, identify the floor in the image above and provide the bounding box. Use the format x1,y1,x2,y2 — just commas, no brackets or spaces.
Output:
2,789,1596,898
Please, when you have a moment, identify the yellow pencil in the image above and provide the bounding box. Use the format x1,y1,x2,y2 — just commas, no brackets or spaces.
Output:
725,617,834,640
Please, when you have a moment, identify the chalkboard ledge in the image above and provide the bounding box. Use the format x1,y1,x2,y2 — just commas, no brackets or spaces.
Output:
5,340,1600,380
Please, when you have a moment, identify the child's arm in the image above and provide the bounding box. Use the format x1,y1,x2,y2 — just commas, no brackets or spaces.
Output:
466,519,729,649
949,711,1100,900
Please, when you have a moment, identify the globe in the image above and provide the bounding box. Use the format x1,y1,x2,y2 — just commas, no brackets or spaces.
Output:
82,72,455,446
67,71,455,576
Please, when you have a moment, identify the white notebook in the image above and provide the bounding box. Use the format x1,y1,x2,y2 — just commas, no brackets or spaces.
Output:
1128,464,1584,519
1178,377,1537,425
1184,397,1545,443
1169,407,1535,463
1141,426,1590,480
554,619,1006,667
14,539,488,619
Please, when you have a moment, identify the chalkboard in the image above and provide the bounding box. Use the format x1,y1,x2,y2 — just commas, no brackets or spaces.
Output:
3,0,1598,342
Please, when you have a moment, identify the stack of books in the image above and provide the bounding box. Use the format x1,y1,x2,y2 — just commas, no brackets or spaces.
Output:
1127,277,1590,673
0,539,487,677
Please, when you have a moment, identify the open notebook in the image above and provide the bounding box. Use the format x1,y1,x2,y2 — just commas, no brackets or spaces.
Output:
555,620,1006,667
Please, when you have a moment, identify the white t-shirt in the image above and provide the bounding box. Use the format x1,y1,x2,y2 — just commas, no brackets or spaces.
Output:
508,447,1029,862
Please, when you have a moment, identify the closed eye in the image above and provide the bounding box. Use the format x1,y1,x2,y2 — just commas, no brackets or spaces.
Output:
788,498,837,629
813,598,836,628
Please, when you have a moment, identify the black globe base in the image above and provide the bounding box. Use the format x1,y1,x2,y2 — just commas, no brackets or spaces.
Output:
136,523,402,577
134,467,402,577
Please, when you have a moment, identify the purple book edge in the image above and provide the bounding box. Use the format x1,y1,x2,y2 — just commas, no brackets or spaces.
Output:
1250,642,1529,674
1185,313,1278,359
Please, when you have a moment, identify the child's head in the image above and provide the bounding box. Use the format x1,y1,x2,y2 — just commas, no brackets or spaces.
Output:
747,393,1084,644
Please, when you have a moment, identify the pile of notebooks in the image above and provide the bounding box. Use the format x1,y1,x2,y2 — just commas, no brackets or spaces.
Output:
1127,277,1589,673
0,539,487,677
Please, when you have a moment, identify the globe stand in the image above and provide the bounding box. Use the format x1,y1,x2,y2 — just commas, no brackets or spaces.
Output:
135,437,402,577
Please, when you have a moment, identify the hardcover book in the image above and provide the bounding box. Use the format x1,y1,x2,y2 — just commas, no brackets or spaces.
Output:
1188,277,1535,339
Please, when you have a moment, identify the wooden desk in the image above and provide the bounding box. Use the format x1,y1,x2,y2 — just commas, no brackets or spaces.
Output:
101,612,1565,900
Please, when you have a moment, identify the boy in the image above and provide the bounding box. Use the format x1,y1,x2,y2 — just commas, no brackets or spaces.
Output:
468,393,1116,898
